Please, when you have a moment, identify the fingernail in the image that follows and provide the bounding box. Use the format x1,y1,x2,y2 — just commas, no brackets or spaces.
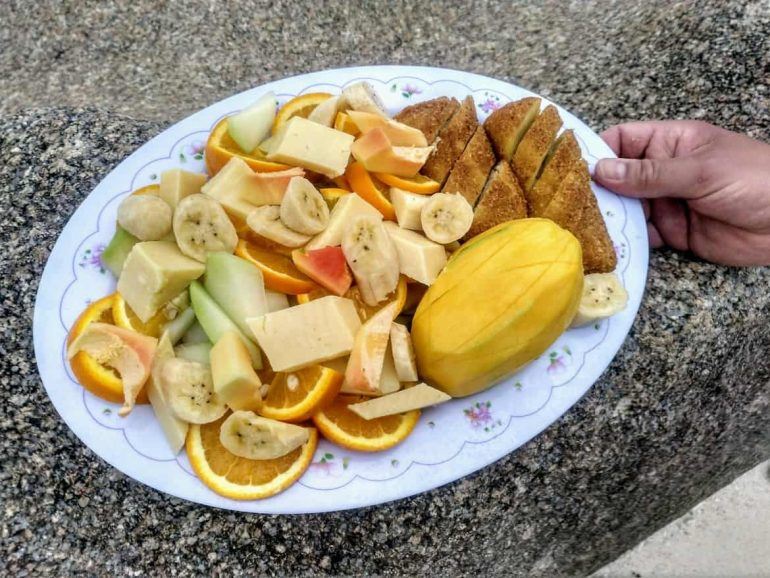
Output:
597,159,627,180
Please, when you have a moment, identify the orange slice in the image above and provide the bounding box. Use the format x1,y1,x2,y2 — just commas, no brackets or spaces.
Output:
260,365,343,423
373,173,440,195
112,293,167,338
333,111,360,136
332,175,351,191
132,184,161,196
205,118,290,176
345,162,396,220
296,276,408,321
235,239,317,295
312,395,420,452
319,187,349,208
67,294,149,405
187,415,318,500
271,93,334,135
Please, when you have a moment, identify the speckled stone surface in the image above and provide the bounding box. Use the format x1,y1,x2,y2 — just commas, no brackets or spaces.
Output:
2,0,770,575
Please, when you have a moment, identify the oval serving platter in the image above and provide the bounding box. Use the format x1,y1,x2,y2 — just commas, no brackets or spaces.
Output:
33,65,648,513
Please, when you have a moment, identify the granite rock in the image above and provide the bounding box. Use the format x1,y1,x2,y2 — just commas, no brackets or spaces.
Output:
1,107,769,576
0,1,768,139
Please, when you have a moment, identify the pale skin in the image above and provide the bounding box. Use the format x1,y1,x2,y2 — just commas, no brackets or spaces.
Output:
593,120,770,266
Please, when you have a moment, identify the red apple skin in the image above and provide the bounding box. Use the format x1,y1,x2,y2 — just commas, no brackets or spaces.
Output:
292,246,353,296
347,111,428,147
350,128,428,177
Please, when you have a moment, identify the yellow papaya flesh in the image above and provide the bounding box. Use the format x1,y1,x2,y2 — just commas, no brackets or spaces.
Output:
412,218,583,397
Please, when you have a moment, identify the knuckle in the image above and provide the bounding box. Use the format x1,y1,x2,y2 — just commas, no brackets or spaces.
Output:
636,158,661,187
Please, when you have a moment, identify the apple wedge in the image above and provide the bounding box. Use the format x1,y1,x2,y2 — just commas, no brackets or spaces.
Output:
228,92,277,154
348,383,451,420
344,301,399,393
351,128,433,177
292,246,352,296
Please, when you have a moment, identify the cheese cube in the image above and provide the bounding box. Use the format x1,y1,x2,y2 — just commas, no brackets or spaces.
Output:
246,296,361,371
306,193,382,250
159,169,207,209
348,383,451,420
117,241,205,322
390,187,431,231
383,222,447,285
266,116,354,178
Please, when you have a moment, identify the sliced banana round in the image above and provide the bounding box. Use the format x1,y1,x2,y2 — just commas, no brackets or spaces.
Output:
421,193,474,244
341,81,388,116
219,410,310,460
571,273,629,327
160,357,227,424
246,205,311,248
118,194,173,241
173,194,238,262
341,215,400,306
280,177,330,235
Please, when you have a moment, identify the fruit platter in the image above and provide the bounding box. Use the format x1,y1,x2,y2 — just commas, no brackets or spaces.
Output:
34,66,647,513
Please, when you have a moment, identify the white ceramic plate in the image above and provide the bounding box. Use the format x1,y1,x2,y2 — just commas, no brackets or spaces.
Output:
33,66,648,513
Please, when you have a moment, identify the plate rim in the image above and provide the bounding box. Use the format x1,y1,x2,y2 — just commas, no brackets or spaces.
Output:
33,65,649,514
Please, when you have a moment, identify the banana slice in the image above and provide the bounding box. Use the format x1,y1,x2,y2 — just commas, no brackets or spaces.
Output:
341,215,400,306
160,357,227,424
421,193,474,244
117,194,173,241
390,322,418,382
173,194,238,262
219,410,310,460
279,177,330,235
341,81,388,116
246,205,311,248
307,95,341,127
571,273,628,327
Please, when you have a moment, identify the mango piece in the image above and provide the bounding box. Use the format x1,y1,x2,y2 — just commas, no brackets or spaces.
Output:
412,218,583,397
159,169,207,209
210,331,262,411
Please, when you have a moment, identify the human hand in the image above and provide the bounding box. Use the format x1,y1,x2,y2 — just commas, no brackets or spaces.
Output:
593,120,770,266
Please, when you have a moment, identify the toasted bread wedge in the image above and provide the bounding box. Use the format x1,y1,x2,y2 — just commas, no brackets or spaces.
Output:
395,97,460,144
422,96,478,185
483,97,541,160
527,130,583,215
512,105,563,192
464,162,527,240
574,173,617,273
442,126,496,205
540,169,589,234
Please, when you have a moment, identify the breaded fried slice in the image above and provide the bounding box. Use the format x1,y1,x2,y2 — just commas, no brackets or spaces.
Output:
464,161,527,240
442,125,496,206
574,174,617,273
394,97,460,144
512,105,563,191
540,169,589,234
422,96,478,185
527,129,583,215
483,97,541,160
540,161,616,273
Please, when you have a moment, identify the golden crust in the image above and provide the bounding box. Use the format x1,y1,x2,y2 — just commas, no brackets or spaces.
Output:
464,161,527,240
394,97,460,144
422,96,478,185
442,126,496,206
540,169,588,235
512,105,563,191
483,97,541,160
527,130,583,215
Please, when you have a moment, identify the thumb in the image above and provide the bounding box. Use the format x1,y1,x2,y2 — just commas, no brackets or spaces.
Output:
593,157,702,199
